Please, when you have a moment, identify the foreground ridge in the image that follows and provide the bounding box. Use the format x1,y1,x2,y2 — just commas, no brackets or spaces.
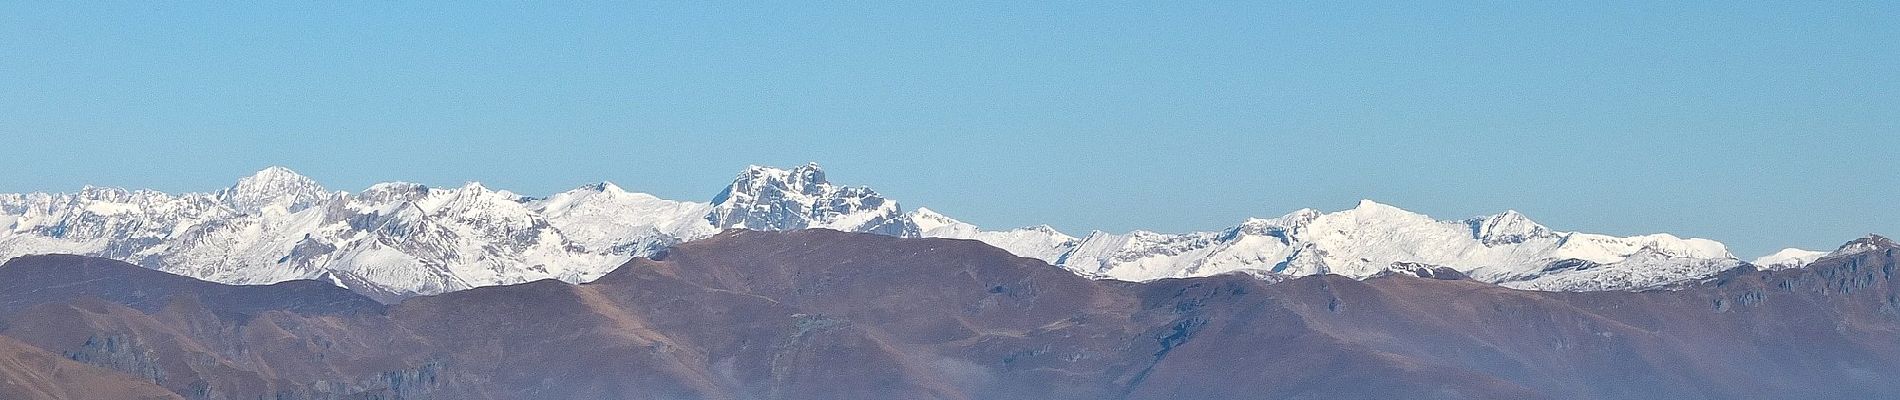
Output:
0,230,1896,399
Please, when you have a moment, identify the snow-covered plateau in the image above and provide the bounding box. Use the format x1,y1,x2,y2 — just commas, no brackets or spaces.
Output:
0,164,1832,299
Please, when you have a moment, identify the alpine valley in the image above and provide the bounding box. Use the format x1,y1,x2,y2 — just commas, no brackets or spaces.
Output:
0,164,1829,301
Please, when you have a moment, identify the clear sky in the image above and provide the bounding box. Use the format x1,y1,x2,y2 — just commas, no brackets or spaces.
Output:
2,2,1895,258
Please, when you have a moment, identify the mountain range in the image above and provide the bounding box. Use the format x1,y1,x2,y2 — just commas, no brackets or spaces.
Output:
1,230,1897,399
0,164,1834,300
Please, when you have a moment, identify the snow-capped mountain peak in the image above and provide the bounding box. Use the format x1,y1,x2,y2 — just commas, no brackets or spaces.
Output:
1325,199,1439,230
721,163,829,198
1019,224,1070,236
707,163,917,237
449,181,506,195
908,207,964,233
1752,248,1830,270
219,166,329,214
1352,198,1403,212
527,181,714,257
1829,234,1897,258
1467,210,1555,245
575,181,626,194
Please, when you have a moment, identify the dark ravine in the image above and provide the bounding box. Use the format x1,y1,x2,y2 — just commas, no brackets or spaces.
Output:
0,229,1896,399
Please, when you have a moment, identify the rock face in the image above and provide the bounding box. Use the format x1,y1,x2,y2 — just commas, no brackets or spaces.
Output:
0,335,182,400
1,231,1898,399
707,163,919,237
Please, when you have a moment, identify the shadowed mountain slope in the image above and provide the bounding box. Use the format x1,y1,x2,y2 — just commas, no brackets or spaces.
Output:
0,230,1896,399
0,334,182,400
0,254,384,318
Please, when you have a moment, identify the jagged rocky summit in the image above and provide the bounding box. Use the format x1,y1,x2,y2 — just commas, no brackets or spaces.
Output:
0,163,1826,299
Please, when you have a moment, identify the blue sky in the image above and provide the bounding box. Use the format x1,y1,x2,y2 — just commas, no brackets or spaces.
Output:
1,2,1894,257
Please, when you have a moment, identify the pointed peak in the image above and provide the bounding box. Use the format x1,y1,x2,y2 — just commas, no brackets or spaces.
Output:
1476,209,1543,228
1339,199,1427,220
906,207,962,225
223,166,327,213
255,165,299,175
909,206,949,219
1346,199,1417,214
906,207,970,233
576,181,624,193
1830,234,1898,257
237,166,317,186
1467,209,1554,245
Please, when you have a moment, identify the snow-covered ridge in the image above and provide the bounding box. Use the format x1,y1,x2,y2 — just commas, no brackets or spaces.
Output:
0,164,1828,297
1024,199,1749,291
0,164,917,300
1827,235,1896,259
910,207,1078,262
1752,248,1830,270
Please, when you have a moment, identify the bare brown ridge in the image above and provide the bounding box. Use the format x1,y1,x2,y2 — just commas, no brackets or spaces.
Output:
0,229,1894,399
